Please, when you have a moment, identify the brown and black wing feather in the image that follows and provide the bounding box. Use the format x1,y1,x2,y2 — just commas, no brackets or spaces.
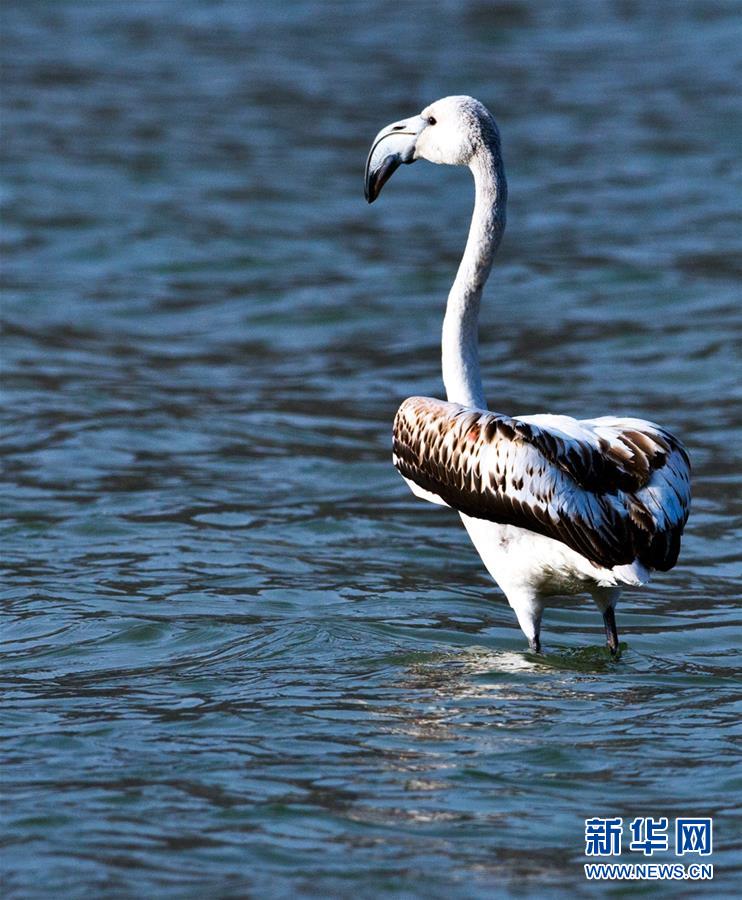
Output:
393,396,691,571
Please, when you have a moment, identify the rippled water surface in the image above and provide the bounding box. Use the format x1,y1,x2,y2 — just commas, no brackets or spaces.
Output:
2,1,741,896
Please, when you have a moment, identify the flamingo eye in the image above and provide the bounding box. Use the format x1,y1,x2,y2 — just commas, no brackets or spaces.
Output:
428,116,437,125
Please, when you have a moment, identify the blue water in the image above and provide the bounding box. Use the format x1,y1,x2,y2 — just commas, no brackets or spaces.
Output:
2,2,741,896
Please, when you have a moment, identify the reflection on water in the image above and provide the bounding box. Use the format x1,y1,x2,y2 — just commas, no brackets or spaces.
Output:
2,1,741,896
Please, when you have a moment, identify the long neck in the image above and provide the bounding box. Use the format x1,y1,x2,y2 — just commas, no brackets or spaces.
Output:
441,141,506,408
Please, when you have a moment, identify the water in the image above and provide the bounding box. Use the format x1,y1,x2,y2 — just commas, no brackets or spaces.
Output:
1,1,740,896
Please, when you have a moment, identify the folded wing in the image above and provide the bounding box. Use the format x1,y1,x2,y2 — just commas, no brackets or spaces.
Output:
392,396,691,571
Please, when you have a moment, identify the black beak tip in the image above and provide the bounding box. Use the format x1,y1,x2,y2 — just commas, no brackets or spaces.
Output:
364,171,378,203
364,154,401,205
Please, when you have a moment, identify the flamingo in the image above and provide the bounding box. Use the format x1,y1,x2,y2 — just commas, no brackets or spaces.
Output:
364,96,691,655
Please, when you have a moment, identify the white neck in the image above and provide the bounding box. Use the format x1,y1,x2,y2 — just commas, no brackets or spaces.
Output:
441,141,506,408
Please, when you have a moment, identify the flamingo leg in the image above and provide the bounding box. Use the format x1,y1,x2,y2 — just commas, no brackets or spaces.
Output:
603,606,620,657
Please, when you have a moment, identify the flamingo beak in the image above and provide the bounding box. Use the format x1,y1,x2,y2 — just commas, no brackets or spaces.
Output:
364,115,428,203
